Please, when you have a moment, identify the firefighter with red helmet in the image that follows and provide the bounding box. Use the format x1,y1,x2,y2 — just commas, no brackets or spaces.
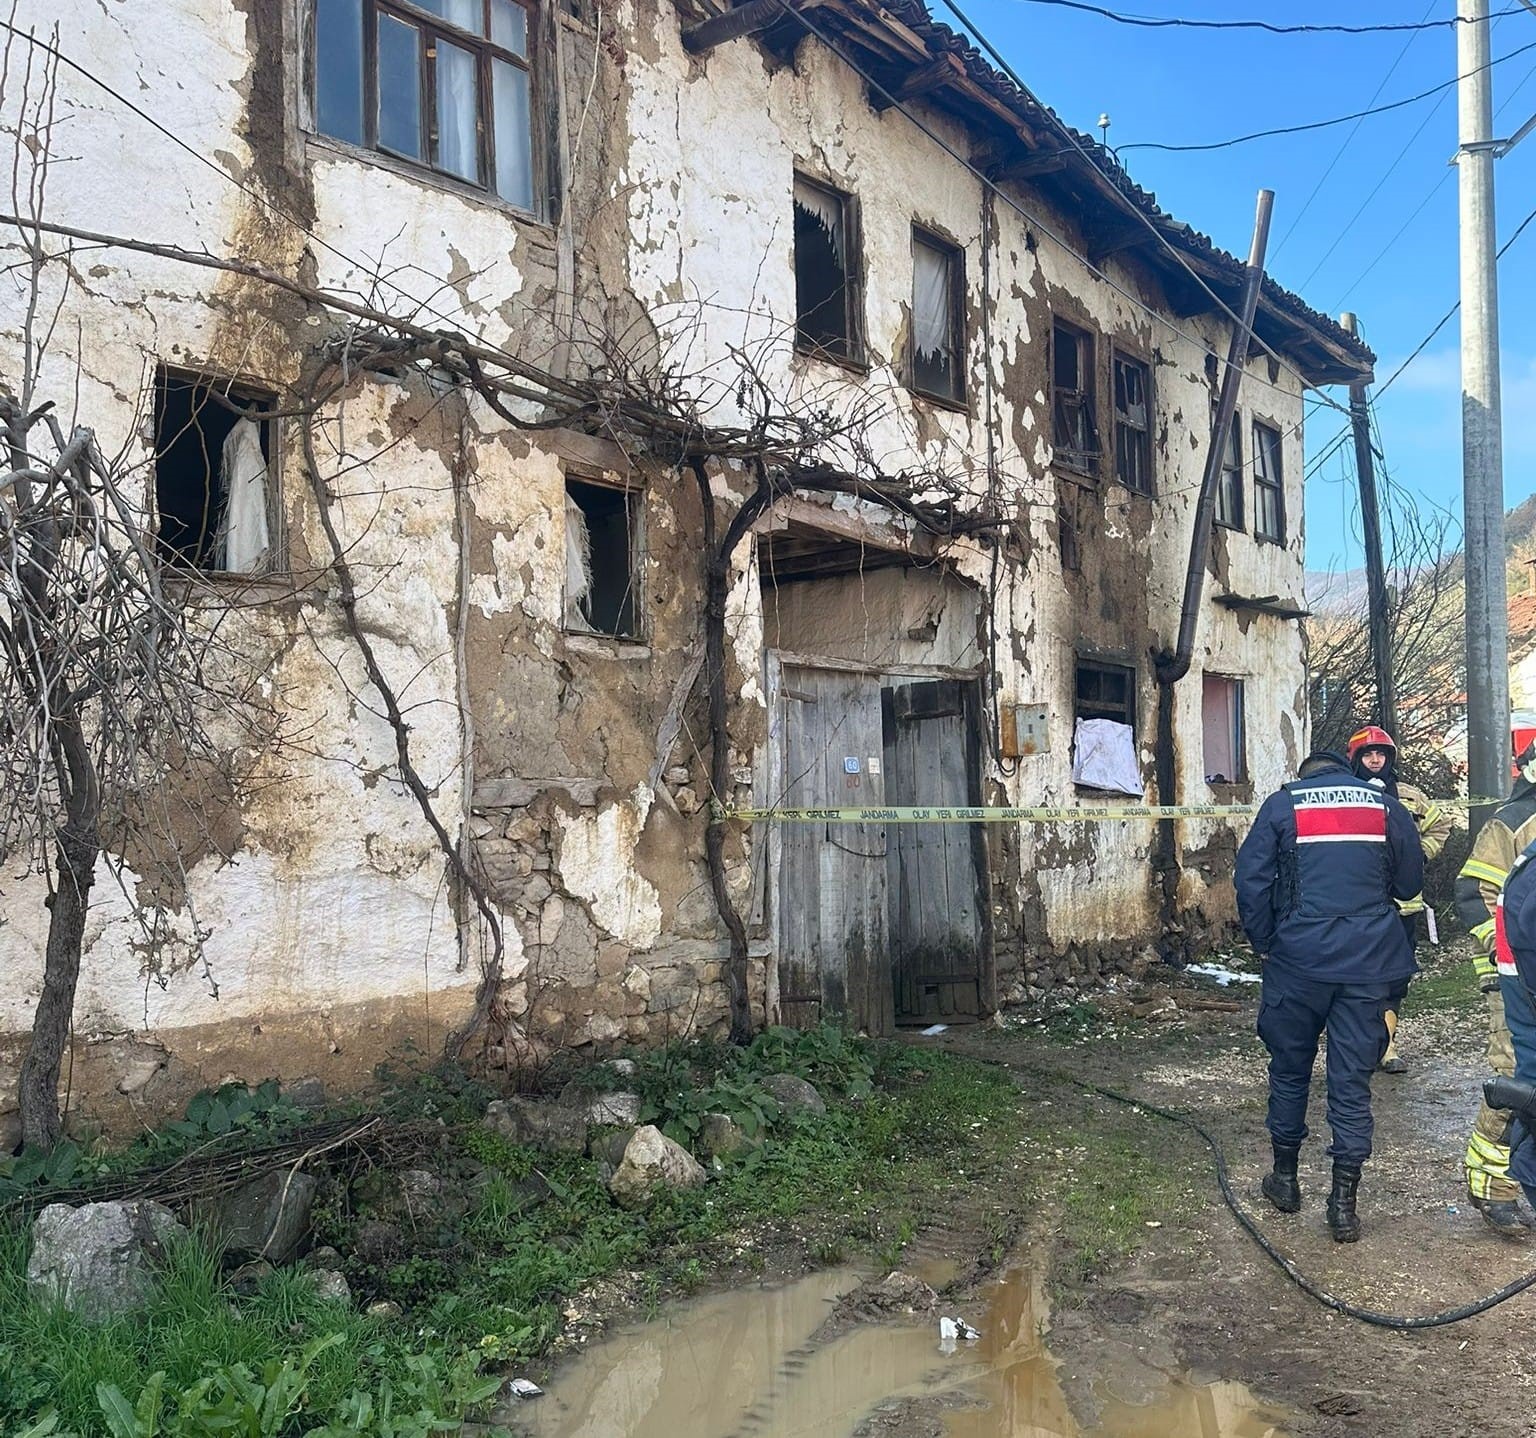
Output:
1346,726,1454,1073
1454,738,1536,1235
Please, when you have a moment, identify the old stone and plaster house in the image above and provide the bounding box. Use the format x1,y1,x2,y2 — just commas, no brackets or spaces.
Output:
0,0,1370,1130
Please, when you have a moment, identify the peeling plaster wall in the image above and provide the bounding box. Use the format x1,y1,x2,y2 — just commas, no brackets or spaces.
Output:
0,0,1324,1127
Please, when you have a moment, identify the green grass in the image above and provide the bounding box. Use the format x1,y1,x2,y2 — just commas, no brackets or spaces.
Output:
1403,957,1481,1015
0,1033,1033,1437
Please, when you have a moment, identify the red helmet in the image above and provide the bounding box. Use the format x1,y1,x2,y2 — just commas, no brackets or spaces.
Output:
1347,725,1397,763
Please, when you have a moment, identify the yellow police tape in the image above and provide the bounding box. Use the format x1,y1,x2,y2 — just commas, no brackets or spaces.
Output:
714,796,1508,824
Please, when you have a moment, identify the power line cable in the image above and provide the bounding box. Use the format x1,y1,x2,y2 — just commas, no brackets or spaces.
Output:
1115,39,1536,154
914,0,1357,419
1270,0,1437,262
1326,42,1536,309
1295,89,1449,294
1009,0,1531,38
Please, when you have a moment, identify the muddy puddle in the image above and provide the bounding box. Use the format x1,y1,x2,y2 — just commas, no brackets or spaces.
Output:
520,1264,1290,1437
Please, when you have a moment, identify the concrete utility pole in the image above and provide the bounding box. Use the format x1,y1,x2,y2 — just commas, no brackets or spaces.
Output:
1459,0,1511,824
1340,312,1396,740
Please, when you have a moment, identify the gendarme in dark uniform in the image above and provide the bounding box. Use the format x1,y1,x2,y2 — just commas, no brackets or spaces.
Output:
1235,749,1425,1242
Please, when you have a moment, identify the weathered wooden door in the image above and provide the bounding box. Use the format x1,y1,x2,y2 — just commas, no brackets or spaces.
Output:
883,680,987,1022
775,664,893,1035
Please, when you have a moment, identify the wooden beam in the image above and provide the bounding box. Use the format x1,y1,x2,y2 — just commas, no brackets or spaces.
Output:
989,150,1068,184
1087,219,1153,265
870,57,957,112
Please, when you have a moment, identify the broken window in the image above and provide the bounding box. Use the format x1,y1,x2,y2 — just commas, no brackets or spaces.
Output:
1052,319,1099,476
1253,420,1286,543
565,476,640,638
1112,351,1152,495
1074,658,1134,731
312,0,537,212
1215,416,1244,530
153,369,275,575
1202,674,1246,784
910,228,964,404
793,175,860,362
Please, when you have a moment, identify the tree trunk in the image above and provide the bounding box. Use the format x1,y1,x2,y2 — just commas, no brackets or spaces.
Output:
19,708,99,1152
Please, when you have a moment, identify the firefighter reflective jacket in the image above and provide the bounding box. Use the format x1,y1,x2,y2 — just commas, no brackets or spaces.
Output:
1395,780,1452,916
1455,777,1536,982
1235,762,1425,985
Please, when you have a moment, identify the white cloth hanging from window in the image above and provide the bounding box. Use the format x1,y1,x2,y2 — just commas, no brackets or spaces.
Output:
1071,718,1144,797
565,492,593,630
215,418,270,574
912,241,951,364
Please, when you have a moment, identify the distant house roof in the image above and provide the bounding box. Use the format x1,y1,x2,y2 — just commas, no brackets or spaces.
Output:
706,0,1375,386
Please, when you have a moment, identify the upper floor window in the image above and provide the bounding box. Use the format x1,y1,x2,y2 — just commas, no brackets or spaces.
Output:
1215,417,1243,529
910,228,965,404
793,176,862,364
1052,318,1099,476
1112,351,1152,495
312,0,537,212
1253,420,1286,543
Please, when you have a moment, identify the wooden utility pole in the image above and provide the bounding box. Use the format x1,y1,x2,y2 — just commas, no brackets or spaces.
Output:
1340,312,1396,738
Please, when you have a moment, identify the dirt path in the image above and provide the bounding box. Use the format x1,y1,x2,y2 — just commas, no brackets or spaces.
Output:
938,946,1536,1438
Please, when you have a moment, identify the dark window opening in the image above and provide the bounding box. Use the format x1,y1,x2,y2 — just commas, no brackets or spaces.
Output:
565,476,640,638
313,0,537,212
1052,319,1099,475
793,176,859,361
1074,658,1134,730
1202,673,1246,784
1216,417,1244,530
910,228,964,404
153,370,275,574
1113,351,1152,495
1253,420,1285,543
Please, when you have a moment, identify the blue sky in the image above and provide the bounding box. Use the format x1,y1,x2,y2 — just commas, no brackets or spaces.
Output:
953,0,1536,572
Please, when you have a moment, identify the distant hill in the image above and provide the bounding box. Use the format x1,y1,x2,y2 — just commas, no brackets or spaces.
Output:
1306,492,1536,616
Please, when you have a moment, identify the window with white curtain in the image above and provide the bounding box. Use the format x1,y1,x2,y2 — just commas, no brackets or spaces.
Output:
793,176,861,361
910,228,964,403
312,0,538,212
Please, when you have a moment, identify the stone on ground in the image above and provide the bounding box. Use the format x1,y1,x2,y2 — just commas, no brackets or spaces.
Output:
483,1096,586,1154
761,1073,826,1115
215,1169,317,1264
607,1124,707,1207
26,1200,185,1319
699,1112,756,1158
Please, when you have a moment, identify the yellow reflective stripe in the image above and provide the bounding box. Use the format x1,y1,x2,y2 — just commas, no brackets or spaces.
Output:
1422,804,1444,827
1472,918,1498,943
1462,859,1510,886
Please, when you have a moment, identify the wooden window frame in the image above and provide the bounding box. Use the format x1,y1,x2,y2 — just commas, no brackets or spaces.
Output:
1215,413,1244,532
1051,317,1101,479
1202,672,1247,786
152,364,283,577
1252,418,1286,545
563,470,645,642
1111,349,1153,496
792,173,865,369
310,0,543,215
1073,656,1136,733
908,225,967,408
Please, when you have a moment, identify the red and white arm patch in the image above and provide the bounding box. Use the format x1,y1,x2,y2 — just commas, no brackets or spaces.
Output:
1292,786,1388,844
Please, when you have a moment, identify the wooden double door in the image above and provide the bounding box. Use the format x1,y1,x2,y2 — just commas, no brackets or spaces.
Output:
773,664,989,1032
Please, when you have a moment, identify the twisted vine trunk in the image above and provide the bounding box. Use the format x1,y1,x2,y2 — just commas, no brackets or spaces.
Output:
18,714,98,1151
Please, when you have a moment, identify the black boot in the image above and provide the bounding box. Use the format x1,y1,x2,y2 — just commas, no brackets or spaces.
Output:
1485,1076,1536,1128
1327,1162,1362,1243
1261,1140,1302,1213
